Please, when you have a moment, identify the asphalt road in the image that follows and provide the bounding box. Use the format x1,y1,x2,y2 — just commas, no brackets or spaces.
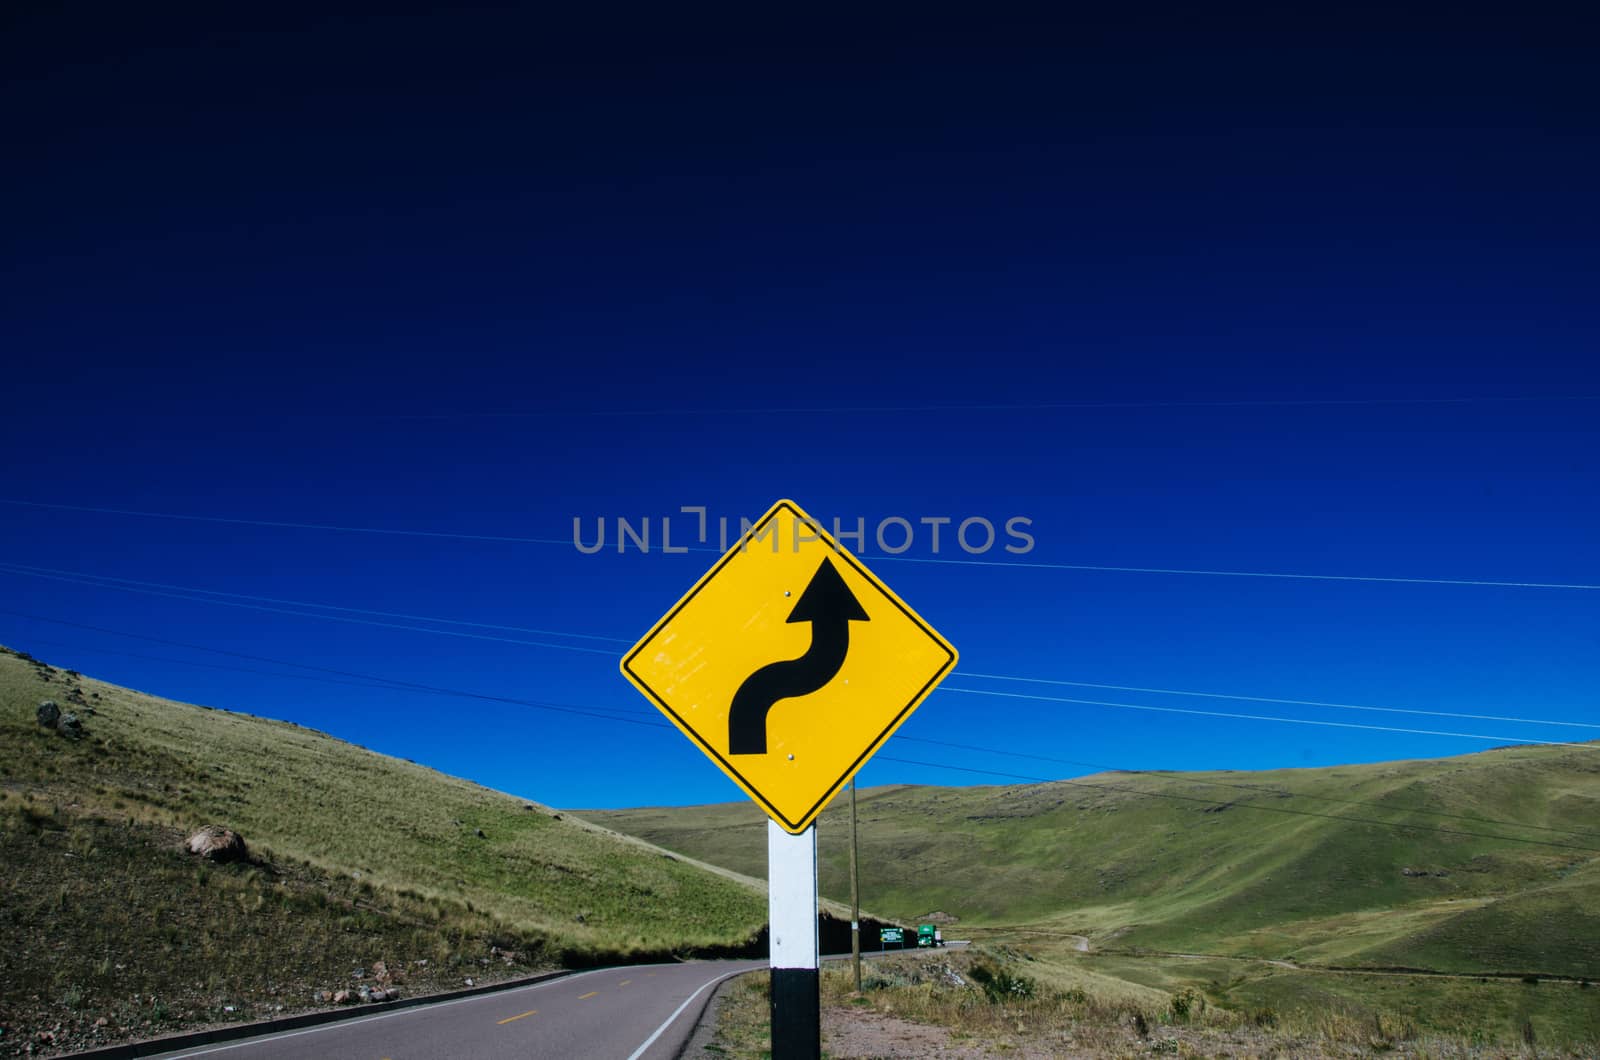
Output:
137,944,969,1060
142,959,766,1060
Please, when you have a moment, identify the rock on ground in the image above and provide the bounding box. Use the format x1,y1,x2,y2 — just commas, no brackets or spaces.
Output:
185,825,249,863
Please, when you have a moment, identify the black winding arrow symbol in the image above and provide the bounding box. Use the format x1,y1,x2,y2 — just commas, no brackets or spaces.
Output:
728,557,870,755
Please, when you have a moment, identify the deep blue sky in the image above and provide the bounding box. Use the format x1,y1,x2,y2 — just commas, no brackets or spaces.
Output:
2,6,1596,810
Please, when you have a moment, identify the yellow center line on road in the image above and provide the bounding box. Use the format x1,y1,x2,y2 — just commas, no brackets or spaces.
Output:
578,990,599,1000
619,980,631,986
496,1009,538,1025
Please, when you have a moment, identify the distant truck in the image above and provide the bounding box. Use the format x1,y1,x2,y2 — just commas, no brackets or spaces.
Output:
917,923,944,947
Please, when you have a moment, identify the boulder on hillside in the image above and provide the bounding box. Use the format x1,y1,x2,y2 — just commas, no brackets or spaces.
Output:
37,699,87,738
186,825,249,863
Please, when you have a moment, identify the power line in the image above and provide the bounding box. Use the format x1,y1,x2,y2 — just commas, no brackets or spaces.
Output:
0,499,575,546
361,393,1600,419
936,685,1600,751
7,497,1597,590
0,610,662,728
0,565,622,656
8,559,1593,739
40,611,1591,848
0,561,635,643
15,637,466,696
877,553,1600,590
21,601,1598,838
953,672,1600,731
1,608,476,684
7,610,1596,853
6,560,1593,752
871,755,1600,854
17,637,641,720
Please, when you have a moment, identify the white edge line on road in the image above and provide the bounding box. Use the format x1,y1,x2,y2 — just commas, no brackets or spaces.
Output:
155,967,620,1059
624,965,757,1060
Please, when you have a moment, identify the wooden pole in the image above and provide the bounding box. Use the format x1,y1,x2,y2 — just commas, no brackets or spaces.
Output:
850,776,861,993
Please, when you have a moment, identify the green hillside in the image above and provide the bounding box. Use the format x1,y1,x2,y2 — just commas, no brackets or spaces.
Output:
587,744,1600,978
0,645,766,1055
594,745,1600,1046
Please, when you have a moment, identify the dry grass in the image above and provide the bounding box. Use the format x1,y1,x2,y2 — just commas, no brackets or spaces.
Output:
700,973,774,1058
702,948,1597,1059
0,802,553,1055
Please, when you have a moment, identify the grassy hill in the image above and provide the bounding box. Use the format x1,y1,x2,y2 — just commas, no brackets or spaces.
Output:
0,645,766,1055
589,741,1600,1046
587,745,1600,977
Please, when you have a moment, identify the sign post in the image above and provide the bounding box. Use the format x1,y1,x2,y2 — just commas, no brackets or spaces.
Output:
621,500,957,1058
768,821,819,1058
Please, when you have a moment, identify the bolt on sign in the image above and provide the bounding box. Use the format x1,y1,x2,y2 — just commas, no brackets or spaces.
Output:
621,499,959,833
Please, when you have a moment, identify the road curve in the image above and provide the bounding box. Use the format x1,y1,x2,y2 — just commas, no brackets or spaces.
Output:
141,959,766,1060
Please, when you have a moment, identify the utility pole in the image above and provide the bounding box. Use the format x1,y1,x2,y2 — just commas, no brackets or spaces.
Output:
850,776,861,992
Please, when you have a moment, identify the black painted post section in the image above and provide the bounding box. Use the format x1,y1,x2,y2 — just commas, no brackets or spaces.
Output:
771,967,820,1059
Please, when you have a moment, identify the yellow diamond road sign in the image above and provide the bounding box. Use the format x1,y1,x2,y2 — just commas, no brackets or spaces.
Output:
621,499,958,834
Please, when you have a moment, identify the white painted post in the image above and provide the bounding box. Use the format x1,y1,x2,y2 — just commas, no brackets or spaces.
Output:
767,819,819,1058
